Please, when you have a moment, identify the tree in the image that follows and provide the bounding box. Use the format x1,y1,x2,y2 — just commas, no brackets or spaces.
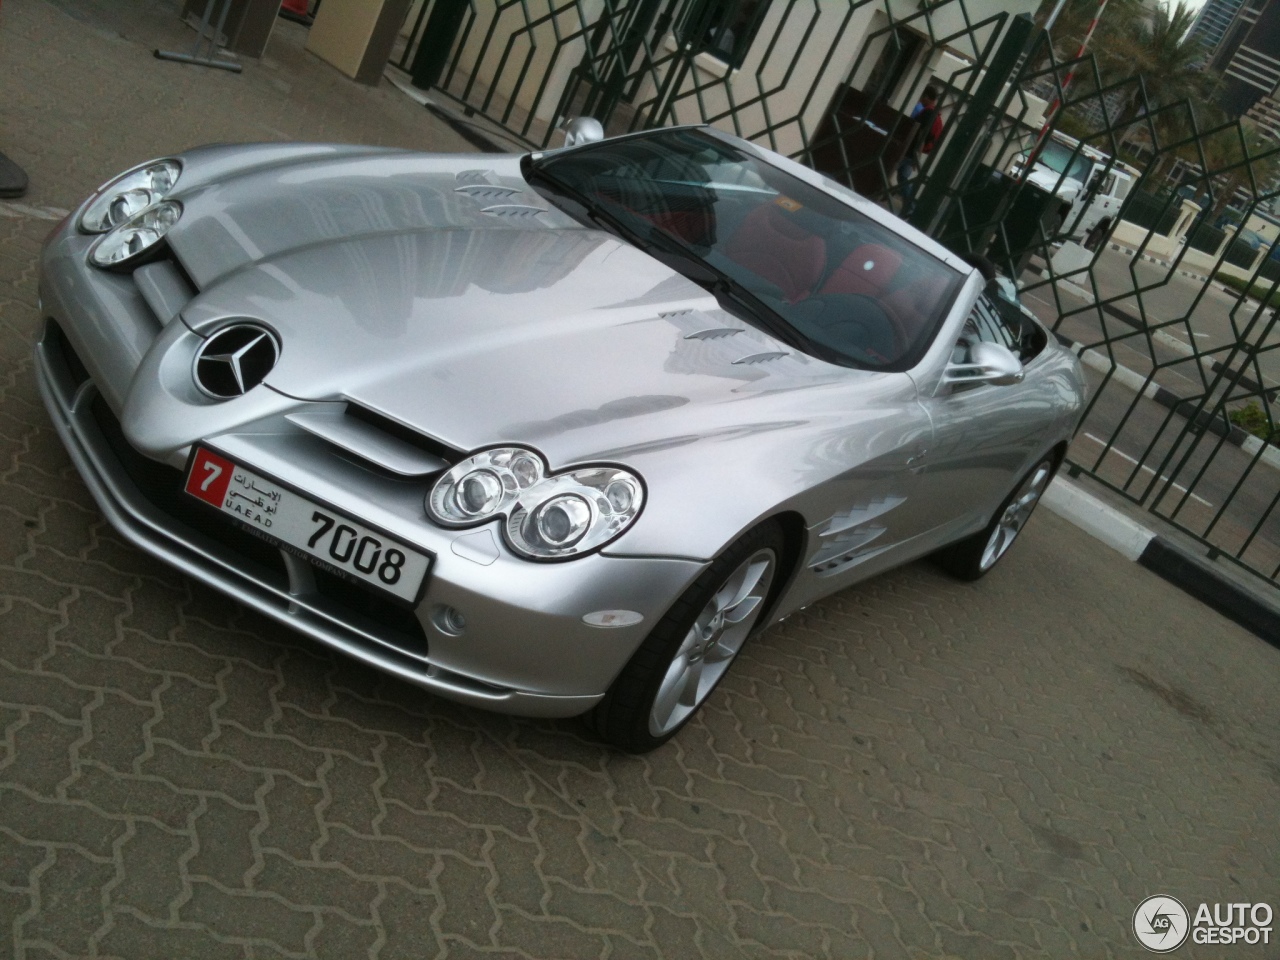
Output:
1104,1,1208,126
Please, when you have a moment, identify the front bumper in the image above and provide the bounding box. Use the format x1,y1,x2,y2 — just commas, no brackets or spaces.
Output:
35,234,707,718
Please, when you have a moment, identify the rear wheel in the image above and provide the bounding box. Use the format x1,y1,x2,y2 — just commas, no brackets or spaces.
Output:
590,521,782,753
936,456,1056,581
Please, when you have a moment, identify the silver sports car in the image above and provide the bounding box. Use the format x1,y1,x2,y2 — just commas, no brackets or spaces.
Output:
36,125,1084,751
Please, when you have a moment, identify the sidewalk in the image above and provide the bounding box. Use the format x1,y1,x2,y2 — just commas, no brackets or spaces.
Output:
1,4,1278,958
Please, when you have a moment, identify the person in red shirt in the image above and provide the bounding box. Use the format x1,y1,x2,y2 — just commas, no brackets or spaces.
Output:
896,85,943,219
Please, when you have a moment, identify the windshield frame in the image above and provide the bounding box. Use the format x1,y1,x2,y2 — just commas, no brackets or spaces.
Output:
1037,139,1095,185
523,128,964,374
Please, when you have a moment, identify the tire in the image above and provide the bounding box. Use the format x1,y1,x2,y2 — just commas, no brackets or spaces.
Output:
589,520,784,753
935,455,1057,581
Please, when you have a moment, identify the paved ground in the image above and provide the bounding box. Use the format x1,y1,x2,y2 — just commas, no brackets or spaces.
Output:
2,3,1279,958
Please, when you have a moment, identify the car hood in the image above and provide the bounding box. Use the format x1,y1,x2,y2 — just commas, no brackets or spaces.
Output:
1024,165,1082,199
171,155,871,462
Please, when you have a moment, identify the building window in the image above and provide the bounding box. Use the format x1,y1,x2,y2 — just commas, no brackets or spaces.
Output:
681,1,769,68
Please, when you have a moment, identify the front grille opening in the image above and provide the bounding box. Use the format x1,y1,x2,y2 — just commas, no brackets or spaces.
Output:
89,395,429,655
309,569,428,653
44,319,91,392
89,395,288,585
345,404,462,465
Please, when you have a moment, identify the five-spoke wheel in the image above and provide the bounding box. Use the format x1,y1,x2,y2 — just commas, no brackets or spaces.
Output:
937,454,1057,581
591,521,783,752
648,547,776,738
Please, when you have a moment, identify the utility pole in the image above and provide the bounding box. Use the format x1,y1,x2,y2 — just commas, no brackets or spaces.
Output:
1021,0,1110,180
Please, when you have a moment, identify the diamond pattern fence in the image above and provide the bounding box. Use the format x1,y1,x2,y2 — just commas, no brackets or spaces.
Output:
390,0,1280,589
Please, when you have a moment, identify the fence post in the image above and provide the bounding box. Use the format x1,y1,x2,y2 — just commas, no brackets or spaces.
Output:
909,12,1033,236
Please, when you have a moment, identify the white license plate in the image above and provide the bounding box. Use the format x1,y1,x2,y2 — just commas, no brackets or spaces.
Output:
184,447,431,604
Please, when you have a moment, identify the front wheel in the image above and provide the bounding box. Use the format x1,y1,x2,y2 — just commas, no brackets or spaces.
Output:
936,456,1056,581
589,521,783,753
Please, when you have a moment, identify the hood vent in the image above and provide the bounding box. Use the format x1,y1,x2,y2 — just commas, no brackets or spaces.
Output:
685,327,744,341
732,351,789,365
455,184,522,202
287,405,458,477
480,204,548,220
134,259,197,326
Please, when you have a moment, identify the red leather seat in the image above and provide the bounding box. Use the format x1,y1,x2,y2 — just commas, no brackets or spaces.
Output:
820,244,903,297
880,271,951,346
724,204,826,303
648,208,713,246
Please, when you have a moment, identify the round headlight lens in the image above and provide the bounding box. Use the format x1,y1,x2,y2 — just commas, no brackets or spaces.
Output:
455,469,504,517
80,159,182,234
428,447,546,527
605,479,635,513
505,466,644,560
534,495,591,547
89,201,182,268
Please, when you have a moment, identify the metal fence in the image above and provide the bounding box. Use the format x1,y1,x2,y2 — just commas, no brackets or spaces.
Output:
390,0,1280,590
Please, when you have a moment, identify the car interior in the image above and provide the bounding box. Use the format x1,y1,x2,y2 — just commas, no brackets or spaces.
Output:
587,167,959,370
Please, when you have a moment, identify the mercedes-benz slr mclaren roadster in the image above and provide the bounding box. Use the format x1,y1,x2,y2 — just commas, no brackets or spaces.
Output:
37,126,1084,751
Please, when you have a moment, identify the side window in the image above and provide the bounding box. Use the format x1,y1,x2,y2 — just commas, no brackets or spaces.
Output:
1114,174,1132,201
1102,172,1117,197
681,1,770,68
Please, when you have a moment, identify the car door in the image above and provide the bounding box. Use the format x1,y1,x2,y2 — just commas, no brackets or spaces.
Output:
783,372,936,610
912,293,1050,540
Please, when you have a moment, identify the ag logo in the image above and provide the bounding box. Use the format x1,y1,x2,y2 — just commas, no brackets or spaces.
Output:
1133,895,1190,952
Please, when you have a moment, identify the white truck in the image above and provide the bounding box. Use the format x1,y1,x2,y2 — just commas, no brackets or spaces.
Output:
1010,131,1138,249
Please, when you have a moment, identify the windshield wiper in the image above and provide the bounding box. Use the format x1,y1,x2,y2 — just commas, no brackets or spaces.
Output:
630,226,844,362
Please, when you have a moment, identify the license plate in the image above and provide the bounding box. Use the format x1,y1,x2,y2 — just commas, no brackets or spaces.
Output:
183,447,431,604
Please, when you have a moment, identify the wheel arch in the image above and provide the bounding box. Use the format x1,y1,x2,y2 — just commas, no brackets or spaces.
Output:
758,510,808,628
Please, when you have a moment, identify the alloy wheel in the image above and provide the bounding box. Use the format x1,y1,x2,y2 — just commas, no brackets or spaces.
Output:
647,547,776,737
980,460,1052,572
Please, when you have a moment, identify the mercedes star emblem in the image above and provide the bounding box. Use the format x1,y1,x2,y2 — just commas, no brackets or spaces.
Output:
193,323,280,399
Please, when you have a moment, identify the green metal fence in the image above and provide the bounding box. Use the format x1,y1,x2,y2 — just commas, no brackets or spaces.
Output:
392,0,1280,591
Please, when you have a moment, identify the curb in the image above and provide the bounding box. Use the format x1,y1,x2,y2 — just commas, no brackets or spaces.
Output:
1042,477,1280,646
1046,327,1280,474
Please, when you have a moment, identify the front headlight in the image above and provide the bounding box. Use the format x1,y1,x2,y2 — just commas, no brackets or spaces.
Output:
79,159,182,234
427,447,644,559
88,201,182,268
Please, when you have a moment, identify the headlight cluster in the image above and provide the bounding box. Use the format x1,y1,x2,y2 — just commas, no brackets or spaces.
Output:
80,160,181,233
80,159,183,268
89,202,182,267
427,447,644,560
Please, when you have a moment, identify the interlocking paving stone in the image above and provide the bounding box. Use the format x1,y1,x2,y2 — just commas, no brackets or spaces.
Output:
2,1,1279,957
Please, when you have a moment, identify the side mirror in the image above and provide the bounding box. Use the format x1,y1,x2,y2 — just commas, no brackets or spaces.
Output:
942,340,1024,389
562,117,605,148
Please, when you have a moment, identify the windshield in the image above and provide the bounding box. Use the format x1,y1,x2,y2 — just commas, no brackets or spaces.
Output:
1037,140,1094,184
527,128,963,371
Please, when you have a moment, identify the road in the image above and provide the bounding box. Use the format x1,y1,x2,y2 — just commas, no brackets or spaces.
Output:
1014,245,1280,581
